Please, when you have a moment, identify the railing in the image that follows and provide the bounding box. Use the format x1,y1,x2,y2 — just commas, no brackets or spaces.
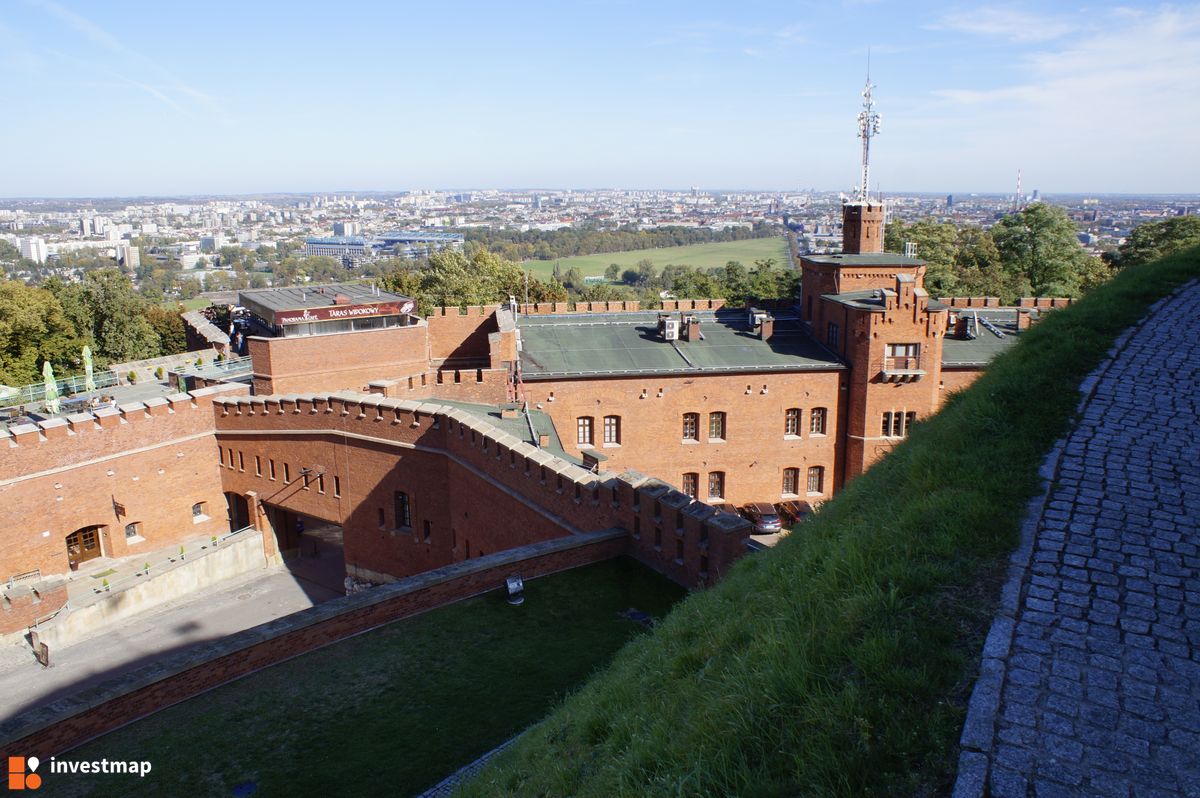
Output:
170,355,254,382
0,372,121,410
30,600,71,630
883,356,922,371
6,569,42,589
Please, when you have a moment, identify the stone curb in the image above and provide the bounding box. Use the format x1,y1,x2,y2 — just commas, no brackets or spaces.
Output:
951,281,1198,797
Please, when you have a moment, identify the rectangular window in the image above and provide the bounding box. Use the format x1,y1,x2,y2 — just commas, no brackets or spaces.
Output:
827,322,840,349
784,408,801,436
394,491,411,529
302,472,310,490
577,416,593,446
708,411,726,440
885,342,921,371
124,522,141,539
377,507,385,528
782,467,799,495
882,410,916,438
317,474,325,494
682,412,699,441
192,501,206,518
269,459,276,480
238,451,244,472
283,463,291,483
681,472,699,498
810,407,827,435
255,456,262,477
807,466,825,494
423,520,431,542
707,471,725,500
333,475,341,497
603,415,621,445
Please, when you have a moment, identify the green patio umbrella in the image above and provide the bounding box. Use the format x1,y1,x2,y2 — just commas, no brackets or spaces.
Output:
82,345,96,393
42,361,61,414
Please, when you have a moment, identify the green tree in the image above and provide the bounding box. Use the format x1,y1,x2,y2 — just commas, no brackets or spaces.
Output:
992,203,1093,296
144,306,188,355
78,269,161,362
0,281,81,384
1112,216,1200,268
604,263,621,281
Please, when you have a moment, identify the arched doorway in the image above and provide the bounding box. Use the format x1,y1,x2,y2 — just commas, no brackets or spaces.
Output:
66,525,105,570
224,492,251,533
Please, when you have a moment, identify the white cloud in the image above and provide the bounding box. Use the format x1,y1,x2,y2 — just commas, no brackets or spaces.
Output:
933,5,1077,43
919,5,1200,190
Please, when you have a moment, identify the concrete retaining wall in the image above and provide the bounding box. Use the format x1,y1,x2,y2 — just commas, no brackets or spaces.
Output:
37,532,266,649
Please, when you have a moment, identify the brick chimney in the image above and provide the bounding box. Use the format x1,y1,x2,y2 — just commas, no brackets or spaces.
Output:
759,316,775,341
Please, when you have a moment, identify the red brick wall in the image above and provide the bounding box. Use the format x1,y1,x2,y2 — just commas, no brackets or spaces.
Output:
247,323,430,395
0,533,626,759
1,582,67,635
520,370,844,507
0,385,246,582
837,283,947,480
938,367,986,406
425,305,500,364
213,394,754,589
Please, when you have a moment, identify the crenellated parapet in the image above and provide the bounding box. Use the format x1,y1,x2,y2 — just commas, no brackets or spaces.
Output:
213,391,752,587
0,383,248,481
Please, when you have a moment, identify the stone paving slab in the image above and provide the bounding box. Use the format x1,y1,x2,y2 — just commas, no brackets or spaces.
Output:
955,281,1200,798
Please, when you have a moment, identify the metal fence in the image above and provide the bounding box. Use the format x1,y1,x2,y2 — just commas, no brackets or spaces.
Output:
0,371,121,410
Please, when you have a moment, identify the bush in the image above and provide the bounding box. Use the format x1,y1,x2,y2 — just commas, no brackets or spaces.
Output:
154,366,164,380
127,371,137,384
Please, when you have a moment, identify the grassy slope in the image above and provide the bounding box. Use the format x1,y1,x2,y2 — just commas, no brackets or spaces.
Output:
520,238,790,281
48,560,682,798
462,248,1200,797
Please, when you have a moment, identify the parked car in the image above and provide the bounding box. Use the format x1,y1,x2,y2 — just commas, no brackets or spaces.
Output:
777,500,812,526
742,502,784,534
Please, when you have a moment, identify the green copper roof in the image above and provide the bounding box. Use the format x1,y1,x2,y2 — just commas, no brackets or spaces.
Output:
518,311,844,379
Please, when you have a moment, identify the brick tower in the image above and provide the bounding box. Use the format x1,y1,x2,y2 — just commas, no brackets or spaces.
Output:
842,201,885,254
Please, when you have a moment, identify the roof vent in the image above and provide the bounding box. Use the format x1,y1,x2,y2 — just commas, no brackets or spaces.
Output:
333,294,352,305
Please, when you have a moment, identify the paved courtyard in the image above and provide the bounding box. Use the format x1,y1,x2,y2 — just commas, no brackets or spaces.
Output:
957,281,1200,797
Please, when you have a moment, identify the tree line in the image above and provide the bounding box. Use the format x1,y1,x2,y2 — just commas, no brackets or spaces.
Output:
883,203,1115,301
462,222,776,263
0,269,187,386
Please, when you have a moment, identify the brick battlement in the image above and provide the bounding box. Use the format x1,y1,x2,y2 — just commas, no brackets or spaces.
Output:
0,383,248,479
938,296,1074,309
214,392,751,587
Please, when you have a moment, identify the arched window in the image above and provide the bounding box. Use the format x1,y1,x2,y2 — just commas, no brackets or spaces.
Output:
682,412,699,441
603,415,621,445
782,468,799,496
576,416,594,446
784,408,801,436
707,471,725,500
708,412,726,440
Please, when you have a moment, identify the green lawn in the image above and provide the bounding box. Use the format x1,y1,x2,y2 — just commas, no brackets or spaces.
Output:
45,558,683,798
159,297,211,311
521,237,790,281
460,248,1200,797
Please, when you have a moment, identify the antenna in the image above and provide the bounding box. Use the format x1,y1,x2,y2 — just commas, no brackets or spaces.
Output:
1014,169,1022,213
856,53,881,203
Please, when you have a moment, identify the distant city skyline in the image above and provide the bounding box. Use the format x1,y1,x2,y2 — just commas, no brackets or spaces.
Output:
2,0,1197,197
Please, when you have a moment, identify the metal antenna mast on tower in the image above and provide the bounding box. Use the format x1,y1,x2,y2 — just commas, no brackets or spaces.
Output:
1014,169,1023,212
857,54,881,203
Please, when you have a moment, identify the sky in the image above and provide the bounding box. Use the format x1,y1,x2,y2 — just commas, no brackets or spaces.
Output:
1,0,1198,197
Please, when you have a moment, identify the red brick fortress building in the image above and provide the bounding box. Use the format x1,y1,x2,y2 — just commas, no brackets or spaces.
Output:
1,202,1062,636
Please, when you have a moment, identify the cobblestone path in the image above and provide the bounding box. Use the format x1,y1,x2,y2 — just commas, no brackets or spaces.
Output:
956,282,1200,797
